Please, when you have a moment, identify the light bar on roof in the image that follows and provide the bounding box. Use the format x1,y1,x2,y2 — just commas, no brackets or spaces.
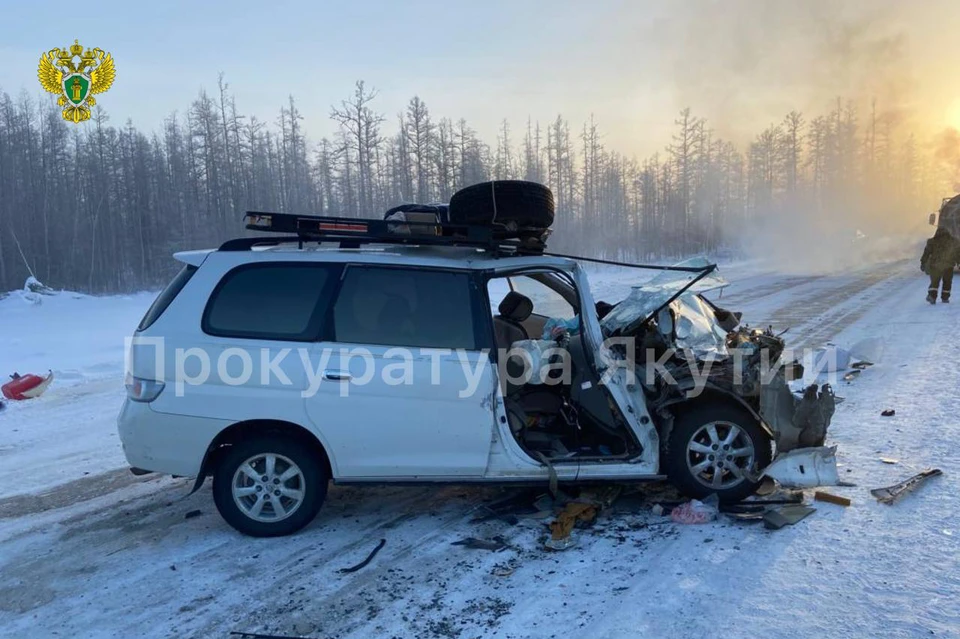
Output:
245,213,272,228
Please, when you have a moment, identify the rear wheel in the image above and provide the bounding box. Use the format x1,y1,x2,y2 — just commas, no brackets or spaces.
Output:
212,435,327,537
664,404,771,503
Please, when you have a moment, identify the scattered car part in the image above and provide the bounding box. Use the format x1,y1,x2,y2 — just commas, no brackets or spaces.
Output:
881,409,896,417
761,376,835,451
2,370,54,400
763,504,816,530
880,458,898,465
814,491,851,507
338,538,387,573
871,469,942,505
760,446,840,488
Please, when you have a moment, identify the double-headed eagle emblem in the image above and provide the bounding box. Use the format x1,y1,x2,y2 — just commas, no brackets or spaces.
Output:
38,40,116,123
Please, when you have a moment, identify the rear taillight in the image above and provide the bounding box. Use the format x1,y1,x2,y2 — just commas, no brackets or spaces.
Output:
125,375,165,403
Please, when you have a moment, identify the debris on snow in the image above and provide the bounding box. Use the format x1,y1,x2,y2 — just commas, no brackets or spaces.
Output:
670,495,719,525
18,276,57,305
814,491,851,507
763,504,816,530
337,538,386,574
184,509,202,520
1,370,54,400
871,469,943,505
879,457,899,465
546,501,598,550
881,409,896,417
760,446,840,488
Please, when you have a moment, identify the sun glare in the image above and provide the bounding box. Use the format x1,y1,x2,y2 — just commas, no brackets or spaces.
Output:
947,99,960,130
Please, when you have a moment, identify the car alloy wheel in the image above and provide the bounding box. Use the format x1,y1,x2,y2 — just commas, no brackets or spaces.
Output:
685,420,756,490
231,453,306,523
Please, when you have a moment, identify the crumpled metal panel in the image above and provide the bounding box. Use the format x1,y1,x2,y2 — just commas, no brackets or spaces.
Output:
761,446,839,488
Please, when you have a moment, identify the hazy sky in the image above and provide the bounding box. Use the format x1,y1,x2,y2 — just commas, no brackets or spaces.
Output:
3,0,960,156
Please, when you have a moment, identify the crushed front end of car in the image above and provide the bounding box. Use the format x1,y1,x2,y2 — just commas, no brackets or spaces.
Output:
600,257,839,488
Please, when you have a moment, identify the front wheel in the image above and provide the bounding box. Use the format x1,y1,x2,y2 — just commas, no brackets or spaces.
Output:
663,404,772,503
212,436,327,537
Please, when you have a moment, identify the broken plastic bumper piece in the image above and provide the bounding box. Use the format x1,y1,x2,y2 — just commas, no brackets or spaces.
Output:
761,446,839,488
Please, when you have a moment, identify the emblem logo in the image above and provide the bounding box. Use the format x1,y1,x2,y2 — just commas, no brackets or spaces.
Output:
38,40,116,123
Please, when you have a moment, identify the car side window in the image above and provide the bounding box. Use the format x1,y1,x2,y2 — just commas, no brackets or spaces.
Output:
203,263,336,341
508,274,576,319
332,266,477,349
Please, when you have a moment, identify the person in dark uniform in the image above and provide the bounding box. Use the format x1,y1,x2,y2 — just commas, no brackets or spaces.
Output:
921,227,960,303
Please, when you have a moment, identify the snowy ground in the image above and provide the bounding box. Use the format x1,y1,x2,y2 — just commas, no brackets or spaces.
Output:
1,257,958,639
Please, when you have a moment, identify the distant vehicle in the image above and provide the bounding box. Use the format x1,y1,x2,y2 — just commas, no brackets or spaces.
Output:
929,194,960,237
118,181,831,537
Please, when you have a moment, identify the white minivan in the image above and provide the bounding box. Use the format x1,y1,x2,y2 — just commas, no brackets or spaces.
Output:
119,182,824,536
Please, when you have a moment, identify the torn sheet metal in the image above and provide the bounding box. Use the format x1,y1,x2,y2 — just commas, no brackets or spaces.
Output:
601,289,728,358
600,257,727,342
761,446,839,488
760,370,836,452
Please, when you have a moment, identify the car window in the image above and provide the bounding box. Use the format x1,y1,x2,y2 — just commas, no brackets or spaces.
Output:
139,264,197,331
332,267,477,349
203,263,335,341
508,274,576,319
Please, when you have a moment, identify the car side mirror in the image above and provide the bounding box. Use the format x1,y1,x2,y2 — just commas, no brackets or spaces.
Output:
929,212,937,226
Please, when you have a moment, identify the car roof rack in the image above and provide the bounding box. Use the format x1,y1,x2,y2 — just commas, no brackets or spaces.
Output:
218,211,548,255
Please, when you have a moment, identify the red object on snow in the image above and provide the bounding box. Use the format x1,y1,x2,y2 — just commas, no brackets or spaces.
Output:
2,371,54,400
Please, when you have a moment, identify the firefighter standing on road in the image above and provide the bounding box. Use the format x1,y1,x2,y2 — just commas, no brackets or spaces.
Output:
921,227,960,303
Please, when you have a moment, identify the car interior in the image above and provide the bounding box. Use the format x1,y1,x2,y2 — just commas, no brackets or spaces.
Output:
487,272,641,462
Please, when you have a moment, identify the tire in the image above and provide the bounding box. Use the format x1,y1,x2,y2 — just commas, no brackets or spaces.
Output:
212,435,328,537
448,180,555,229
663,403,772,503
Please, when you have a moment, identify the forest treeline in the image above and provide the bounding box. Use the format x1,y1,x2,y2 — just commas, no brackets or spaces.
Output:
0,76,951,293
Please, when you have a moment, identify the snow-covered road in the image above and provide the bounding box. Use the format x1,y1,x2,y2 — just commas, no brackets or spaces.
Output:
0,259,957,639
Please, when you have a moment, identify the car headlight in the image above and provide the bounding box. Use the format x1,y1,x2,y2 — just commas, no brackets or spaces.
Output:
125,376,165,402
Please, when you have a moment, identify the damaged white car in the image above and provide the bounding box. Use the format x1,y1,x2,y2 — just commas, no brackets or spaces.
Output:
119,180,837,537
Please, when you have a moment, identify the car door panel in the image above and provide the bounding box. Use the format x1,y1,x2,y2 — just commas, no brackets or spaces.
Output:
305,265,496,479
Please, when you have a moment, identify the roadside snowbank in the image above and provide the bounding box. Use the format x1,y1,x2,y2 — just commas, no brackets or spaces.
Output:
0,287,155,387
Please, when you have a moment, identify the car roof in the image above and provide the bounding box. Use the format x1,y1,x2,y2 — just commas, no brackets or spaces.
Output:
180,243,579,272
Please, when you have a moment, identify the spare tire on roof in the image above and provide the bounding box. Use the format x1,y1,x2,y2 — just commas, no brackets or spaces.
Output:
447,180,555,229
